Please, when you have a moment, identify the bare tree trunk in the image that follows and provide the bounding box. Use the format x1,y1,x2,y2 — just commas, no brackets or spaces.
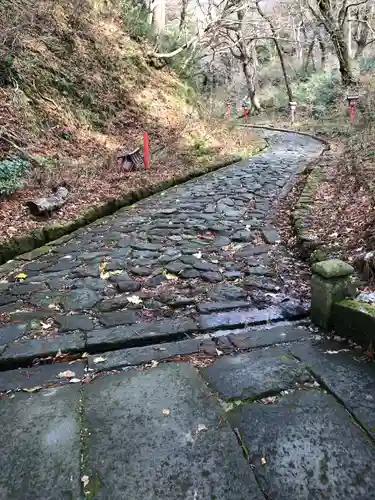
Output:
309,0,356,86
332,29,355,86
353,4,374,59
242,61,261,112
152,0,165,31
303,39,315,73
348,15,353,58
318,35,327,70
255,0,294,102
179,0,189,31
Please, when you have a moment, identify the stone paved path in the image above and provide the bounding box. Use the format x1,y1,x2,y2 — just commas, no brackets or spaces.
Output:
1,130,375,499
0,131,322,366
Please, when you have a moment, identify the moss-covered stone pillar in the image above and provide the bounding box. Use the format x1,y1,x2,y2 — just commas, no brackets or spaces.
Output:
311,259,356,331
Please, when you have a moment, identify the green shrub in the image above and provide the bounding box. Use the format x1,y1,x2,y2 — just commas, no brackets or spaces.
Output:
360,57,375,74
120,0,155,42
294,71,341,107
0,156,30,196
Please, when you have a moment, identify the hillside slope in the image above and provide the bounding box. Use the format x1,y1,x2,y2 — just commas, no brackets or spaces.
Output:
0,0,262,250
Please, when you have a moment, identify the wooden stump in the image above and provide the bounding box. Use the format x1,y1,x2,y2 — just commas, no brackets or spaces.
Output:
26,186,69,216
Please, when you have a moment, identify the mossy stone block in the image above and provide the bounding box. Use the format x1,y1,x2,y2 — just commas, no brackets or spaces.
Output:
311,274,356,331
331,300,375,346
15,246,51,261
312,259,354,279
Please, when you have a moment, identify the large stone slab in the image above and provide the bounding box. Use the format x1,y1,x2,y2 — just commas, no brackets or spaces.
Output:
83,363,263,499
0,385,81,499
228,390,375,500
0,333,85,368
290,340,375,438
86,318,198,351
226,323,311,349
88,338,216,371
0,360,85,392
202,346,307,400
199,306,283,332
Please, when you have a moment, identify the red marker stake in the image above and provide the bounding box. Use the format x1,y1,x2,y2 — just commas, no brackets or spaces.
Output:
244,108,248,122
143,132,150,169
349,104,355,123
226,103,230,121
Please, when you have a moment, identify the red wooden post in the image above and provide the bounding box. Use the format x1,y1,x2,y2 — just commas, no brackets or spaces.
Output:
347,95,359,123
226,102,231,121
244,108,248,122
143,132,150,169
349,104,355,122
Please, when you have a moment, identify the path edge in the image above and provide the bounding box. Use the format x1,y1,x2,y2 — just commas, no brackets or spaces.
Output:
0,153,257,274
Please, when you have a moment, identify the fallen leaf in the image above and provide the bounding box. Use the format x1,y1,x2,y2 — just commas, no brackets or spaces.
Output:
164,272,178,280
197,423,208,433
40,319,53,330
99,262,108,279
127,295,143,304
99,262,107,272
162,409,170,415
81,352,89,359
16,272,27,281
57,370,76,378
81,475,89,488
48,303,60,310
261,457,267,465
23,386,42,393
93,356,107,364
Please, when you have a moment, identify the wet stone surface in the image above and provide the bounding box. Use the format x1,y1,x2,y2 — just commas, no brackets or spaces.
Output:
0,131,323,364
228,390,375,500
201,345,308,400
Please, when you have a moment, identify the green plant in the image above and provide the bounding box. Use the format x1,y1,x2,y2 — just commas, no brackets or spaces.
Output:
0,156,30,196
294,71,341,107
0,54,17,87
120,0,155,42
360,57,375,74
158,30,200,82
32,155,57,171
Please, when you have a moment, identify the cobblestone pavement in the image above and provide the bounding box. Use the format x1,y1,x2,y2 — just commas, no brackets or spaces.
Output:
1,130,375,500
0,131,323,365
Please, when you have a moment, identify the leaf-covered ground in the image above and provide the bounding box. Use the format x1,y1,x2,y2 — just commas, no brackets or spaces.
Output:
0,0,263,249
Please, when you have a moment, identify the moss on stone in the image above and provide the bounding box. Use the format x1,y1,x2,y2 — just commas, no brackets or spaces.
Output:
312,259,354,279
15,245,51,261
338,299,375,316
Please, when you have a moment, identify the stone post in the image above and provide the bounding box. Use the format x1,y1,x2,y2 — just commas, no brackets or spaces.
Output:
311,259,356,331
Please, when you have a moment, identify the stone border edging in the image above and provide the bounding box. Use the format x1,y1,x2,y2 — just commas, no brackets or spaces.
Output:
0,154,256,273
331,299,375,347
238,123,331,149
240,123,333,261
291,167,324,260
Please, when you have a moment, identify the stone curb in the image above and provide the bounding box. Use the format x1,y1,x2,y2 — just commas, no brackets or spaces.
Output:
0,154,252,269
331,299,375,347
0,322,311,382
0,304,310,370
291,167,324,260
241,123,332,263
